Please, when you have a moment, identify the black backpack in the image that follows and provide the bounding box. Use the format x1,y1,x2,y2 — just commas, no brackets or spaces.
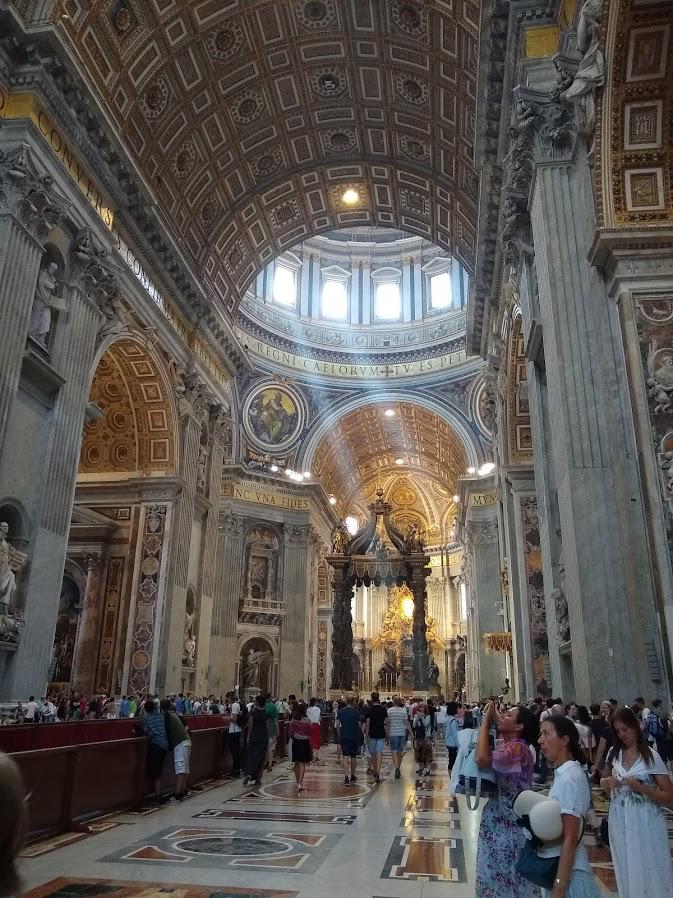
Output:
237,702,249,728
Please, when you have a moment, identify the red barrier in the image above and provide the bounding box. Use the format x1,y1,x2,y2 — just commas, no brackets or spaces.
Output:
0,715,231,754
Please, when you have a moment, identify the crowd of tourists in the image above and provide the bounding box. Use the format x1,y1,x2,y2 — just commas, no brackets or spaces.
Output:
4,688,673,898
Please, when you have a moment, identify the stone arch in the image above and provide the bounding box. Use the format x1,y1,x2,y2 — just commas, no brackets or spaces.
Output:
299,391,484,473
79,338,178,478
0,497,30,549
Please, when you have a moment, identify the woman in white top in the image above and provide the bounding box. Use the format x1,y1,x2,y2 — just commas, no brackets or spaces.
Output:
538,716,602,898
601,706,673,898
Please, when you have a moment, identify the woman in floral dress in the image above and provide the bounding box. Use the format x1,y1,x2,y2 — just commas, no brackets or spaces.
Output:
602,706,673,898
475,702,541,898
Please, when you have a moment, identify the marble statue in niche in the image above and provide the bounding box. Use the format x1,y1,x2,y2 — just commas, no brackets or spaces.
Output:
183,590,197,668
0,522,27,644
427,654,440,686
241,647,271,691
562,0,605,136
28,261,64,347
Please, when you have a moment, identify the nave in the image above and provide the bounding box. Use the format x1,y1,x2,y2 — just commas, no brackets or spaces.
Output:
18,742,625,898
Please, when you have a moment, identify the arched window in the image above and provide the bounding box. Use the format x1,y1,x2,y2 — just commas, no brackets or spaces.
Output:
345,515,359,535
374,282,401,320
272,264,297,307
430,271,452,310
322,280,348,320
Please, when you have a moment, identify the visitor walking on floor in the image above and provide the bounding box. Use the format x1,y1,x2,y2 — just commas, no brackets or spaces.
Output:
601,706,673,898
264,692,279,772
242,693,269,786
538,715,602,898
227,690,243,777
445,700,461,772
161,699,191,801
364,691,387,783
306,697,322,762
337,695,362,785
412,701,433,775
474,701,540,898
387,695,412,779
288,702,313,791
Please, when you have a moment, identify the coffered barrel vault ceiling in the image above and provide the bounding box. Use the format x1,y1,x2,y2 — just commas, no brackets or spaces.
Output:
311,401,467,519
56,0,480,316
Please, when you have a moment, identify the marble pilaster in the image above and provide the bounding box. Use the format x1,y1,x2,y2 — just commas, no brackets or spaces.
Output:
465,513,504,699
279,523,310,696
71,555,103,696
0,145,68,458
329,559,353,691
210,510,244,694
160,378,208,693
527,113,661,702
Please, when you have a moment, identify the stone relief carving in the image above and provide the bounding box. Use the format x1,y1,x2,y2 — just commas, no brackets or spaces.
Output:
28,260,64,347
552,587,570,644
0,145,68,238
220,510,243,536
647,348,673,415
561,0,605,137
658,447,673,496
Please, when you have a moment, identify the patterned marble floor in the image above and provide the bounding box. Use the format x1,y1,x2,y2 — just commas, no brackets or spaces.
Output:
17,741,622,898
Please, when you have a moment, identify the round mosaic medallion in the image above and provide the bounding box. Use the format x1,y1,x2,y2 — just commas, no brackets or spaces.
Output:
175,836,291,856
242,382,305,453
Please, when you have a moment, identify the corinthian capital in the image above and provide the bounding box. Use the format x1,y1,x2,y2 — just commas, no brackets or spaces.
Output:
0,144,68,239
210,401,232,450
465,519,499,544
219,510,242,536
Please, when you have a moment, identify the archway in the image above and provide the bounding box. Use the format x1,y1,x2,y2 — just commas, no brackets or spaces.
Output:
239,635,275,699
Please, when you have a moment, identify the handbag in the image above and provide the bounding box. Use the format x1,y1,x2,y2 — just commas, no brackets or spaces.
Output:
516,837,560,890
456,727,498,810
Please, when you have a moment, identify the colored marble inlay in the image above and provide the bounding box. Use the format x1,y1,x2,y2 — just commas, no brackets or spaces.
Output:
19,879,298,898
225,772,377,808
381,835,467,882
405,793,459,814
101,826,341,875
399,815,461,830
195,809,356,825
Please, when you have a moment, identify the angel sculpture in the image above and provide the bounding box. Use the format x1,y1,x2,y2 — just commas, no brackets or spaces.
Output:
0,522,27,614
331,521,350,554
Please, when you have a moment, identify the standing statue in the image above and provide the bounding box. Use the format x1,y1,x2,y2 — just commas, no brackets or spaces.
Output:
552,587,570,644
0,522,27,613
562,0,605,136
28,261,64,346
183,606,196,667
331,521,350,554
403,522,425,554
241,648,270,691
196,444,208,492
427,654,440,687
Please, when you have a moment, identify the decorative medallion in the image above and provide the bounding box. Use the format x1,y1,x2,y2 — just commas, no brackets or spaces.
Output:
141,78,169,120
231,90,265,124
206,22,244,61
271,199,302,229
251,148,283,180
172,142,197,179
323,129,357,153
400,135,430,161
395,74,429,106
392,0,427,36
243,382,306,452
295,0,337,30
309,68,347,98
201,197,220,227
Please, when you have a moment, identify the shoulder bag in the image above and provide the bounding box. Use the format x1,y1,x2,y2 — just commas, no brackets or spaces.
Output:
456,726,498,810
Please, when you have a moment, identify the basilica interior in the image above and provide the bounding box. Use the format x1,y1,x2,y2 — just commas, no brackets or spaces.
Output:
1,0,673,894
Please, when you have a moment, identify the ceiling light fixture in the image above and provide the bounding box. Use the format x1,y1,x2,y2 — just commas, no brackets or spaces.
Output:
395,457,404,465
467,466,476,475
453,494,460,503
303,471,311,479
270,464,279,473
479,462,496,476
329,495,337,506
285,469,294,476
341,188,360,205
384,409,395,417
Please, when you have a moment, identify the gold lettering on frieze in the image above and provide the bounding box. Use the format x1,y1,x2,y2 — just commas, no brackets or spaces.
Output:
222,480,310,511
235,329,467,380
469,493,496,507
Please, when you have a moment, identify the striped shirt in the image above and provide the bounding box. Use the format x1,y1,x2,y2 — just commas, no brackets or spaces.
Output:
387,706,408,738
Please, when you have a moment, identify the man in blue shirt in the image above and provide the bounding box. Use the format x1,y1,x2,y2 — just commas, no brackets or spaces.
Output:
142,700,169,802
119,695,130,718
337,696,363,785
175,693,186,715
